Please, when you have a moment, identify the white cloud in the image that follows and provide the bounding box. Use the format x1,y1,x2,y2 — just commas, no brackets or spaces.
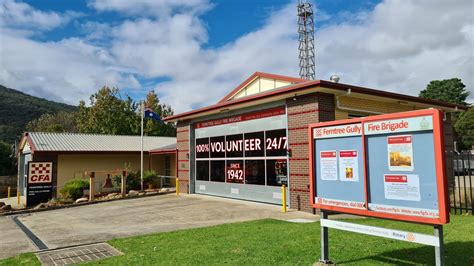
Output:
0,0,80,31
87,0,212,17
0,0,472,114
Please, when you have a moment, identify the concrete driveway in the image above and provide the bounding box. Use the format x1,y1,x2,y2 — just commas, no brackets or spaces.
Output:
1,194,318,259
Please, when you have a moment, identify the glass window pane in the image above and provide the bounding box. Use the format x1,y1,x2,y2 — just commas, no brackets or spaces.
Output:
196,138,210,158
244,132,264,157
265,129,288,157
210,136,226,158
245,160,265,185
267,159,288,186
226,160,244,183
196,161,209,181
210,160,225,182
225,134,243,157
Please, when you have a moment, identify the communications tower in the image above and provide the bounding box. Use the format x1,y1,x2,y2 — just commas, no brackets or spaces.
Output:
297,0,315,80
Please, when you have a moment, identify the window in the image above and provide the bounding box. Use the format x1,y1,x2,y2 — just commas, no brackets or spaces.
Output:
196,138,210,158
210,136,226,158
265,129,288,157
210,160,226,182
267,159,288,186
226,160,244,183
225,134,243,157
244,132,264,157
245,160,265,185
164,156,171,176
196,161,209,181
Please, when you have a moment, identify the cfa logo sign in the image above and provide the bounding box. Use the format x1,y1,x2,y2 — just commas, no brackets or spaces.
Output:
28,162,52,184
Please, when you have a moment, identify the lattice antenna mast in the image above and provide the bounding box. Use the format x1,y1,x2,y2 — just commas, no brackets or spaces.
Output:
297,0,315,80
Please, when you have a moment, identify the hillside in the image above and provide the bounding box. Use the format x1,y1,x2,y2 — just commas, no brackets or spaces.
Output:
0,85,77,143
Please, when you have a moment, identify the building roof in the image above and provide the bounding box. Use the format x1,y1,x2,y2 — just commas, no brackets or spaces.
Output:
149,143,177,154
217,71,306,103
164,73,468,122
22,132,176,154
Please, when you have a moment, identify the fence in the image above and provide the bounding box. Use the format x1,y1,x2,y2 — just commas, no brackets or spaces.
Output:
450,151,474,214
0,176,17,198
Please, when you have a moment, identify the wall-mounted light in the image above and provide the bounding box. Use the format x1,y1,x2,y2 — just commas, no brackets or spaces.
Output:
186,153,189,159
293,94,297,101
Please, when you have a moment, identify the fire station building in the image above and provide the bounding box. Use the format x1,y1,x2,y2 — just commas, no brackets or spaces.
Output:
164,72,464,212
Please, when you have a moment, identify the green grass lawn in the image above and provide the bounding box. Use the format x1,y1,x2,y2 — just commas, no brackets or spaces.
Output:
1,215,473,265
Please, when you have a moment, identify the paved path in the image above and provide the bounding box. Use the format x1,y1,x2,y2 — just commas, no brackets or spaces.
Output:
0,216,37,259
0,195,26,209
1,194,318,259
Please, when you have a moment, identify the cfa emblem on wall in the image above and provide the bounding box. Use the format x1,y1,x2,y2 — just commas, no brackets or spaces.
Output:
28,162,52,184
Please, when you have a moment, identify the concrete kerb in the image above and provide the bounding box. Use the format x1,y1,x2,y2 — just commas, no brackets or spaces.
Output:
0,191,175,217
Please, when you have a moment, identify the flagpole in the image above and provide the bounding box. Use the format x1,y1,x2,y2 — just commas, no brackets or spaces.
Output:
140,101,144,191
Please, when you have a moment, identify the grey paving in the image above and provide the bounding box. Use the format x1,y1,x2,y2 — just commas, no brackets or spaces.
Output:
36,243,122,266
0,216,37,259
4,194,318,259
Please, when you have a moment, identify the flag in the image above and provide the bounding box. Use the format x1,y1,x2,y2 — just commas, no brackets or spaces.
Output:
144,108,161,122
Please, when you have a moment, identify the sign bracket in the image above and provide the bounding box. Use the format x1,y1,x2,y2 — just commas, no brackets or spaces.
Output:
319,213,445,265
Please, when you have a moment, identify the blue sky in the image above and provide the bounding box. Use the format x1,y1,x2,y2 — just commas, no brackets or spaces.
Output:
0,0,472,112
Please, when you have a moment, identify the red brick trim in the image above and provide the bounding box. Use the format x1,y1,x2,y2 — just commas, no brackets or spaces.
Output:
178,169,189,172
177,139,189,143
288,126,307,131
290,188,310,192
290,173,309,177
287,109,319,116
178,149,190,152
289,142,308,146
178,160,189,162
289,158,308,161
177,129,190,133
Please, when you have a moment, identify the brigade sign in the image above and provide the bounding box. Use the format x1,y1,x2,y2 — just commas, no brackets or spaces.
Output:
27,162,53,207
309,109,449,225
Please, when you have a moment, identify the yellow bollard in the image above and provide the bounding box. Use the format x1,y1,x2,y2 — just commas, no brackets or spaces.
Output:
176,177,179,195
282,184,287,213
7,187,10,199
17,191,20,206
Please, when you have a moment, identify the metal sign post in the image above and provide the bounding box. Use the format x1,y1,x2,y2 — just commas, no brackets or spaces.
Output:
319,211,331,264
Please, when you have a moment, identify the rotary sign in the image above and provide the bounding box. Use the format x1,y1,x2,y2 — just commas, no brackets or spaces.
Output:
27,162,53,207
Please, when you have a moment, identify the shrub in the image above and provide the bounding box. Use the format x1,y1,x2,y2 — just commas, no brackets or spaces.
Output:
143,170,158,188
60,179,90,200
113,171,141,192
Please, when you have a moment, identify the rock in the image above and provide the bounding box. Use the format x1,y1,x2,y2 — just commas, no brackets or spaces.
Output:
128,190,139,197
1,204,12,211
75,197,88,204
145,191,158,196
0,202,6,207
159,188,170,193
34,203,47,210
106,193,118,199
138,192,146,196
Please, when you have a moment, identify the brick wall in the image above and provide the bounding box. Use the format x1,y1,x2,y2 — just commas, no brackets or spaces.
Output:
176,121,191,193
286,93,335,212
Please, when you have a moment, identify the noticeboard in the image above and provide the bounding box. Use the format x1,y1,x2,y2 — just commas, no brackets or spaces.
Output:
27,161,53,207
309,109,449,225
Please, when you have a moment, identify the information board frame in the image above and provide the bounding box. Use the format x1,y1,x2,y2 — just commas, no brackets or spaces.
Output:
27,161,53,207
309,109,449,225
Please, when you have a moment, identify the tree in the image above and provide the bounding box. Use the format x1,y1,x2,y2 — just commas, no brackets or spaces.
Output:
76,86,140,135
143,90,176,137
454,107,474,149
26,111,78,133
419,78,470,105
0,141,15,175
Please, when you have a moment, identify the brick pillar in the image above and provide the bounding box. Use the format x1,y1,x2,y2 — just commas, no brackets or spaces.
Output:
286,93,335,212
176,121,191,193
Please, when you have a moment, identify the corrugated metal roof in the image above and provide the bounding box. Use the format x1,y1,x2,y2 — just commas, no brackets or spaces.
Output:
28,132,176,152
